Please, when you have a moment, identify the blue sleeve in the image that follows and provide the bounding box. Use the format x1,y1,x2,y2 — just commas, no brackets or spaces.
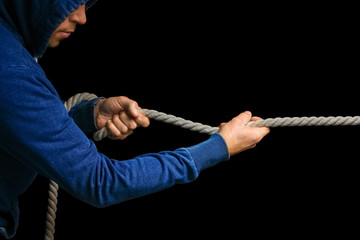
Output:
0,67,229,208
67,98,101,134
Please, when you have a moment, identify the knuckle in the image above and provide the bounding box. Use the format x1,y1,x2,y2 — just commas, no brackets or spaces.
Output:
111,129,122,137
128,122,137,130
119,125,128,134
118,96,129,102
119,111,127,119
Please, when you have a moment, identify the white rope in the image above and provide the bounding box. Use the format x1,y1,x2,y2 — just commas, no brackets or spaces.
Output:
247,116,360,127
93,110,360,141
45,92,360,239
92,109,219,140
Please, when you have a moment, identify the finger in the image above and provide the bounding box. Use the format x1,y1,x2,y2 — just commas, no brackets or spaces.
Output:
260,127,271,136
107,119,122,138
121,100,150,127
111,114,129,134
119,111,138,130
251,116,263,121
112,96,139,118
125,101,140,119
234,111,252,125
219,122,226,127
135,110,150,128
107,119,133,140
255,127,271,139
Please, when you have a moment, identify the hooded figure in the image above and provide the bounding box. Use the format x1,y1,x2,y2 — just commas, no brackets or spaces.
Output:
0,0,231,238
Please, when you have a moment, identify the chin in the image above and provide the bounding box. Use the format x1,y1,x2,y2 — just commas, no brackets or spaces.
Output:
47,37,62,48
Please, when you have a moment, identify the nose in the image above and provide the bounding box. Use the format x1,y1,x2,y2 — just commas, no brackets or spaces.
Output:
69,4,87,25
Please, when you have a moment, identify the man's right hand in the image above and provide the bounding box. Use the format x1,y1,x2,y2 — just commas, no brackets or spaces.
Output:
218,111,270,156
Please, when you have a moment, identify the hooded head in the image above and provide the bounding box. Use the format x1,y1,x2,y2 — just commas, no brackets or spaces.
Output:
0,0,97,58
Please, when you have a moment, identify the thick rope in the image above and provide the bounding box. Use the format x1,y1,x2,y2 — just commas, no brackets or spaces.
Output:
44,93,98,240
247,116,360,127
45,92,360,239
93,109,220,140
93,110,360,141
44,181,58,240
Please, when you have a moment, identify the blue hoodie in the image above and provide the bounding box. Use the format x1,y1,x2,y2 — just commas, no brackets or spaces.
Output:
0,0,229,238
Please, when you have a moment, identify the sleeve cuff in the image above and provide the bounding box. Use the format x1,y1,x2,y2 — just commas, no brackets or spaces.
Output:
68,97,102,134
186,133,230,172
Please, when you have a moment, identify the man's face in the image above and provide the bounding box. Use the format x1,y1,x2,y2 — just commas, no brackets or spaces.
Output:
48,4,87,48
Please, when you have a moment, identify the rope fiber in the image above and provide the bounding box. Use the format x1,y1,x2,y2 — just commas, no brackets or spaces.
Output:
45,92,360,239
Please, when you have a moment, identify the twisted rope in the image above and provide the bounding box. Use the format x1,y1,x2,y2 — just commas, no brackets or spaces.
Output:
44,181,58,240
45,92,360,239
44,93,98,240
247,116,360,127
94,109,360,141
93,109,219,140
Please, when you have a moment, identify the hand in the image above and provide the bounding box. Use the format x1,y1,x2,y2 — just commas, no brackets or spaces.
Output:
94,96,150,140
218,111,270,156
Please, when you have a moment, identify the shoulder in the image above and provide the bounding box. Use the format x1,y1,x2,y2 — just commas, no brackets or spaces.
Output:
0,20,40,71
0,21,59,100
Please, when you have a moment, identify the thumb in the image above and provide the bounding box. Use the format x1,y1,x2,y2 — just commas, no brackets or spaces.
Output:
237,111,252,125
114,96,140,118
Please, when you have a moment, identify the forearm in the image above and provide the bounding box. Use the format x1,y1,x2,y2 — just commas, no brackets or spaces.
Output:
61,133,229,207
67,97,102,134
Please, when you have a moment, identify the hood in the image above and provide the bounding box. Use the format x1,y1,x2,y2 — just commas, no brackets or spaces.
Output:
0,0,97,58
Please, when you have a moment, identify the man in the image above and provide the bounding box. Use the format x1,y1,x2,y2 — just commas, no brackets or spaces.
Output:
0,0,269,239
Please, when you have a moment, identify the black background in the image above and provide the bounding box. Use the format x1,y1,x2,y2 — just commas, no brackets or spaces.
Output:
13,2,360,239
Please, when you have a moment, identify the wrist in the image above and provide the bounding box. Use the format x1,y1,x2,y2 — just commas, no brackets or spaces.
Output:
94,97,106,130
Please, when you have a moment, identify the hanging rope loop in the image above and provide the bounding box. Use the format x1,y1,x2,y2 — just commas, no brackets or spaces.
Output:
44,92,99,240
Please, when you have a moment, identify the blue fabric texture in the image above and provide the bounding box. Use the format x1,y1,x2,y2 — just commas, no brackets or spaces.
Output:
0,0,229,238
